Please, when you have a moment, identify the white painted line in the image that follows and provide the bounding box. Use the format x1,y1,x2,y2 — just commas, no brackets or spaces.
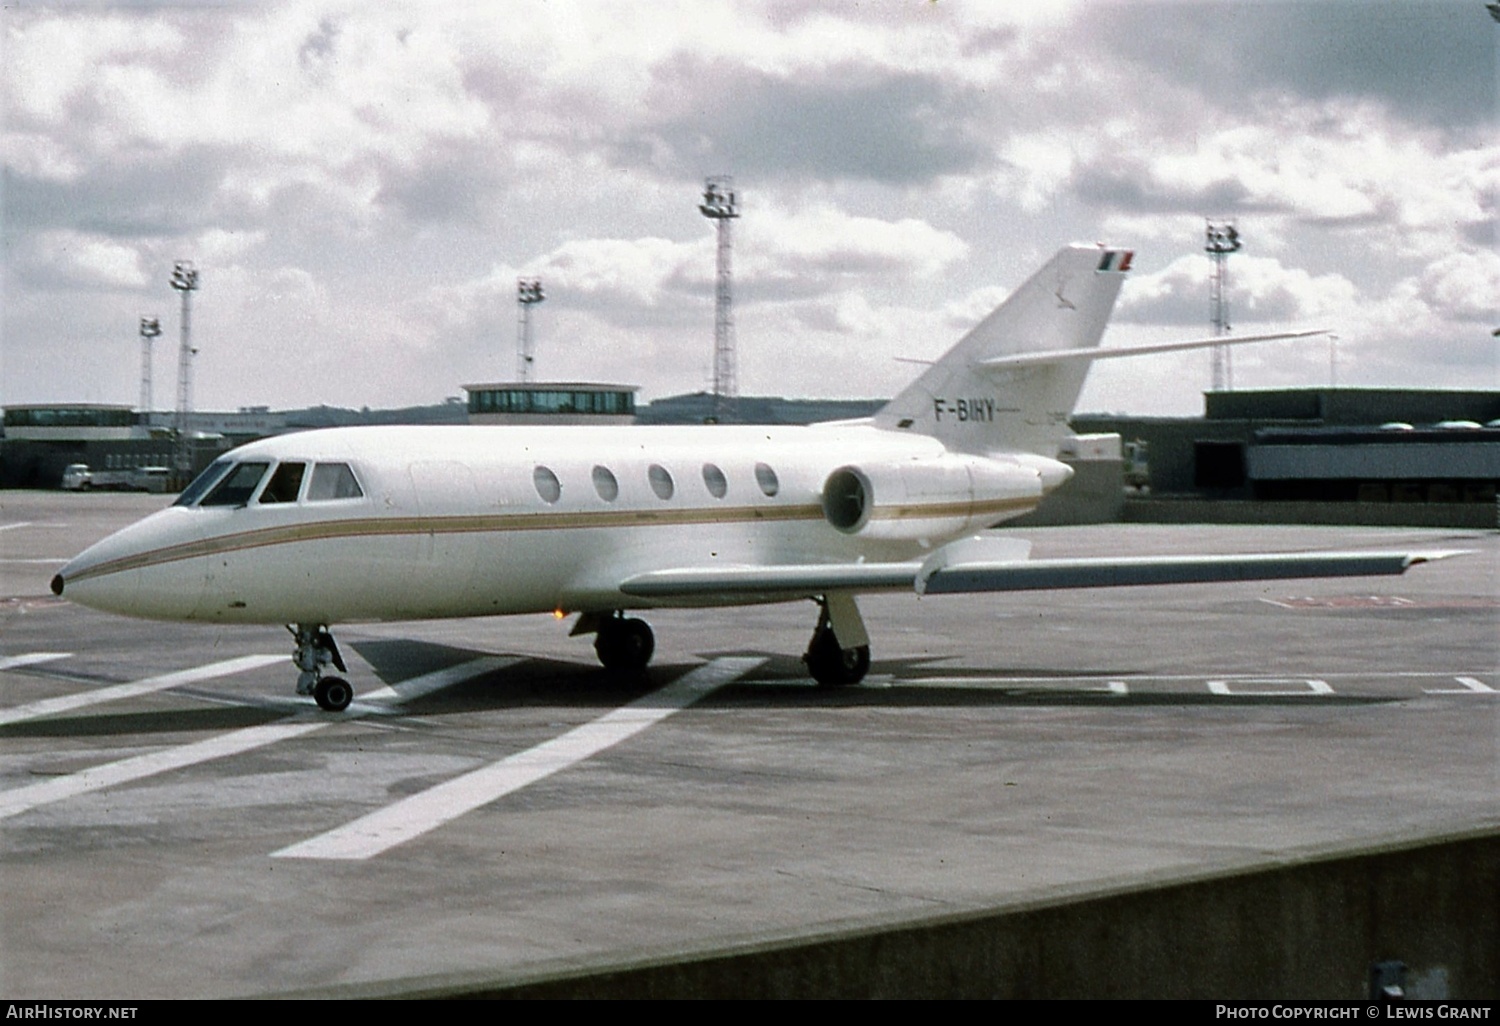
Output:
0,558,70,565
1096,680,1129,696
0,654,284,727
0,652,71,673
0,720,329,820
1423,676,1498,695
274,656,766,861
349,655,520,712
0,655,511,821
0,522,35,533
1207,678,1333,697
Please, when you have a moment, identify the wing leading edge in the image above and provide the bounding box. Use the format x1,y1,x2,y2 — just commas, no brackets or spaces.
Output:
619,547,1464,601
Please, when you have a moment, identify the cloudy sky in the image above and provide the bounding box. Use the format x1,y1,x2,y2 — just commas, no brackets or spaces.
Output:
3,0,1496,417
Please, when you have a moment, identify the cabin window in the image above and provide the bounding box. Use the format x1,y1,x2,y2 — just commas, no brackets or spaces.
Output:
533,465,562,504
591,465,619,502
200,461,271,507
307,462,364,501
702,463,728,499
754,462,780,497
259,462,306,504
175,459,234,507
647,464,674,500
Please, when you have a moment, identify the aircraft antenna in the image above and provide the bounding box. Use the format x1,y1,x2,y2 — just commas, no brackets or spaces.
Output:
699,175,740,422
1205,220,1241,391
516,277,545,382
169,261,199,485
137,316,161,425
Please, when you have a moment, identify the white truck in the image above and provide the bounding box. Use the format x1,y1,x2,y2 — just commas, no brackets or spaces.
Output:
60,464,172,492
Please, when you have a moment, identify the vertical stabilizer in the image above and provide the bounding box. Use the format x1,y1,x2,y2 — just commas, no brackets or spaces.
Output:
875,245,1131,456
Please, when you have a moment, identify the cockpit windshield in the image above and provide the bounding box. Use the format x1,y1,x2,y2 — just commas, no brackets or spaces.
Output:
174,458,363,508
173,459,234,507
198,461,271,507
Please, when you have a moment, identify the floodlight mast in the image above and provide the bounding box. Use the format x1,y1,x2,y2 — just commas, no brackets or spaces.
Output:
1205,220,1240,391
138,316,161,421
699,176,740,422
169,261,199,481
516,278,545,382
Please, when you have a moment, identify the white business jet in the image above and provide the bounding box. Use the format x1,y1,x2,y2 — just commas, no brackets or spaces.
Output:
52,245,1448,711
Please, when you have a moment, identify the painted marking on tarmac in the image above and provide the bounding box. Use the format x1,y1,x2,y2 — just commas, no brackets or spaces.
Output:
0,655,512,822
0,652,71,674
0,522,35,533
349,655,520,712
1207,678,1333,697
1423,676,1498,696
274,655,767,861
0,654,284,727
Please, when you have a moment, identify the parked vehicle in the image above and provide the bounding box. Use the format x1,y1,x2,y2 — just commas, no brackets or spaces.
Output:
128,466,172,493
60,463,172,492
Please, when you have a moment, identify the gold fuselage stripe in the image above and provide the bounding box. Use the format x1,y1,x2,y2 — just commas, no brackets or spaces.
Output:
63,495,1039,585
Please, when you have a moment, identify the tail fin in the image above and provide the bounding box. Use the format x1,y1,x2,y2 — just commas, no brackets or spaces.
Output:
874,245,1130,456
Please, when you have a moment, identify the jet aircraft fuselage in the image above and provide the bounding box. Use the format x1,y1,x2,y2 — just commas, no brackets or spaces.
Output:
53,244,1448,711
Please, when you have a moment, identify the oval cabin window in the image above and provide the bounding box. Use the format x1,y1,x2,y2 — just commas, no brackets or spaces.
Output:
592,465,619,502
647,464,675,500
702,463,728,499
754,462,780,497
533,465,562,504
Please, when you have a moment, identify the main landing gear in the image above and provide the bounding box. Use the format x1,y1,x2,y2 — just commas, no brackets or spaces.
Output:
576,612,656,674
803,594,871,687
290,624,353,712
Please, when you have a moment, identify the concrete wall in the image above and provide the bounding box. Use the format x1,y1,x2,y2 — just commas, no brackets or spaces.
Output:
329,827,1497,999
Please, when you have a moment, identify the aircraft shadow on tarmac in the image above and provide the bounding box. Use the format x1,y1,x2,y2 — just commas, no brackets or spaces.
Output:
0,639,1400,739
349,641,1402,713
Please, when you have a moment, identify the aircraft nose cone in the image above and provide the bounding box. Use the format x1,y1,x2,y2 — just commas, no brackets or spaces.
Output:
50,574,64,597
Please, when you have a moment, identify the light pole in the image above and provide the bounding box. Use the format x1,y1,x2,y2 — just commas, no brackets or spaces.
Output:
138,316,161,430
1205,220,1241,391
699,176,740,423
516,278,545,382
170,261,200,483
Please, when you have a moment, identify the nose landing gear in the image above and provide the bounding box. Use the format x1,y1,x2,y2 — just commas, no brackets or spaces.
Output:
594,614,656,673
572,611,656,673
290,624,353,711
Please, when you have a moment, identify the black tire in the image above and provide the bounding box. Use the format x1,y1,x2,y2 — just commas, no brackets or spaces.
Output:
595,617,655,672
804,630,871,687
314,676,353,712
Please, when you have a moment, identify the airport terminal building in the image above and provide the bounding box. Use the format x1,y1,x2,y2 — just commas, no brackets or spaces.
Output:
1073,387,1500,527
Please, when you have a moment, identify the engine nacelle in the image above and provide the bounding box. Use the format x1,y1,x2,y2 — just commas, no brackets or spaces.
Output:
821,454,1052,541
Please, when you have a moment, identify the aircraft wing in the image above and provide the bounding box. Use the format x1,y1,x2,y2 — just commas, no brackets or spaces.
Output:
618,544,1463,600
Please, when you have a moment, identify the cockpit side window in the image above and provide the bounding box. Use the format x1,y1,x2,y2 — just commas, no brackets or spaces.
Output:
174,458,234,507
199,462,271,507
258,462,306,503
307,462,364,501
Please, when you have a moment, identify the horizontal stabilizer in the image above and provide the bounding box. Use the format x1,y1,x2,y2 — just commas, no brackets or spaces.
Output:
978,329,1329,372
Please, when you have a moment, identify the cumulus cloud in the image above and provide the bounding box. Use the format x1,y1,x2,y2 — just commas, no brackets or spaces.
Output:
2,1,1492,415
1118,253,1359,328
14,231,150,291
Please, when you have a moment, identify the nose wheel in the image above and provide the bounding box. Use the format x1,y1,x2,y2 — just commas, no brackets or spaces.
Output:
290,624,353,711
594,614,655,673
